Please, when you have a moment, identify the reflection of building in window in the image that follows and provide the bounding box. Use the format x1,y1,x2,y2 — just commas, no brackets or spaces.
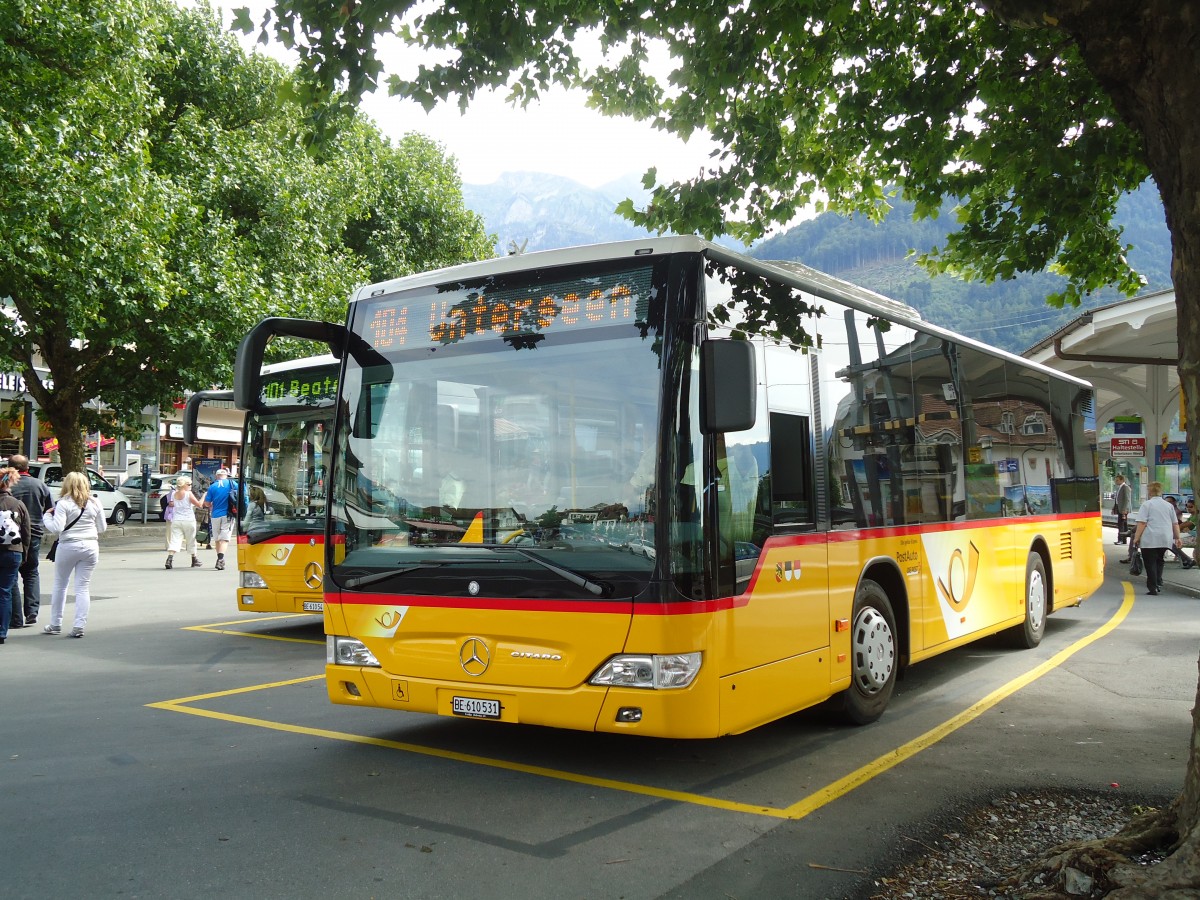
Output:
1021,412,1047,435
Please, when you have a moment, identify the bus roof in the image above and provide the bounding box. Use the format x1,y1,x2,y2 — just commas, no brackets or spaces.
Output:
349,236,1092,391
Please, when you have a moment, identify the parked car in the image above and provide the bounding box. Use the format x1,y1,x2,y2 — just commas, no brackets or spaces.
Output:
119,472,176,520
21,462,131,525
628,537,656,559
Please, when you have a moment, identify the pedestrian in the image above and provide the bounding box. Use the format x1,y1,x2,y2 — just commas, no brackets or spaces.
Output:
1132,481,1180,596
0,467,31,646
1164,496,1196,568
202,467,238,570
164,476,205,569
42,470,106,638
8,453,52,629
1113,474,1132,544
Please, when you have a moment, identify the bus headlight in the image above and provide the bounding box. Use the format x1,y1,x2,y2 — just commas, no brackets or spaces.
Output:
589,652,702,689
240,571,268,589
327,635,381,668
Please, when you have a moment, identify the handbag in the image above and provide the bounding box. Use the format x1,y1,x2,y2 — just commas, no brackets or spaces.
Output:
164,500,175,522
46,509,84,561
1130,547,1143,576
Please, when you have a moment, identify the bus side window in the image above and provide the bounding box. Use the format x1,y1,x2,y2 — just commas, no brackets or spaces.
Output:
769,412,814,529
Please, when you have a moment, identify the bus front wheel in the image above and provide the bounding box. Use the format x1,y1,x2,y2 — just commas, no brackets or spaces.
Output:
1008,552,1047,649
839,579,897,725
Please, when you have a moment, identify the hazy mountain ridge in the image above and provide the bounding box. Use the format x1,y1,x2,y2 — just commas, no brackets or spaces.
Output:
749,184,1172,353
463,172,658,254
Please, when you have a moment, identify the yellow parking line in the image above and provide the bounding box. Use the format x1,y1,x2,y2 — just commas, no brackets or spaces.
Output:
781,586,1135,819
153,588,1134,821
184,613,323,644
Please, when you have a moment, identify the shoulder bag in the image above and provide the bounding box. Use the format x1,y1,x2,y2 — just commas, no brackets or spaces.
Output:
46,510,83,561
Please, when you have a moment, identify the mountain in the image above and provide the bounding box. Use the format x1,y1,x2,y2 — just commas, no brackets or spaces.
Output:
463,172,657,255
748,183,1172,354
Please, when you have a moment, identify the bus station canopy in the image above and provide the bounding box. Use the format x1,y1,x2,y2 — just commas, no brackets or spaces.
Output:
1025,289,1180,453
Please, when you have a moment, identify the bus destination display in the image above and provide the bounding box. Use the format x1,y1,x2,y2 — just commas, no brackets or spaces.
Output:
363,268,652,351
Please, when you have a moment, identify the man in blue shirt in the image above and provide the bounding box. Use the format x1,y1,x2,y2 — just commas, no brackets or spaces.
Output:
202,467,238,570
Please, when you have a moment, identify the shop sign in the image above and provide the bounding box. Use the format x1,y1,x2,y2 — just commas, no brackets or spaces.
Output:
0,372,52,392
1111,436,1146,458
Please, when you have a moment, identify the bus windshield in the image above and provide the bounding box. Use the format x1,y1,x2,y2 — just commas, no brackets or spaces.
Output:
241,411,330,541
330,261,664,600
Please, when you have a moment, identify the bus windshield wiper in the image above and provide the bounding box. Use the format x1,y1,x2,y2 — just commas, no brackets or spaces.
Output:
342,563,443,589
495,547,609,597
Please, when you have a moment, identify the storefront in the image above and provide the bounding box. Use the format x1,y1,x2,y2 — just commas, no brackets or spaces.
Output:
1027,288,1189,515
0,371,244,484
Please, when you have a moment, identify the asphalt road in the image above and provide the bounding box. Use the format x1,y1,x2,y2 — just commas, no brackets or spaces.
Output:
1,522,1194,899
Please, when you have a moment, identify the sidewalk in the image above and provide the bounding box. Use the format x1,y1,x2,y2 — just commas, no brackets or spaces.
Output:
97,518,178,550
1106,525,1200,598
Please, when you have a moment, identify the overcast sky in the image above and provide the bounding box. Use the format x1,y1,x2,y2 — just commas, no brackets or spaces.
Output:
219,3,716,189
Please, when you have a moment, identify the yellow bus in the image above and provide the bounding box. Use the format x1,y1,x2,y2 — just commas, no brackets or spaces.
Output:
234,238,1104,738
185,356,337,614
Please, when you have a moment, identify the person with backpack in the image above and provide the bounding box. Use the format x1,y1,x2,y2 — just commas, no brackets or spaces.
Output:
0,467,31,646
9,453,52,629
202,467,238,570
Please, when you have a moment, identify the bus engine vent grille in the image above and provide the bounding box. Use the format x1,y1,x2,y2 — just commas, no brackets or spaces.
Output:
1059,532,1073,560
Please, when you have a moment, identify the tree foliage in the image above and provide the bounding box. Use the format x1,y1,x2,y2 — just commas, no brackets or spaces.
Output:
241,0,1200,889
245,0,1149,308
0,0,492,473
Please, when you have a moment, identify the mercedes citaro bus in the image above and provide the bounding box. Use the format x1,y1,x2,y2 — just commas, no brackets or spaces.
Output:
234,237,1103,738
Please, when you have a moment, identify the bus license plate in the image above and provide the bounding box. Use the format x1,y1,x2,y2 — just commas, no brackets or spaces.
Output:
302,601,323,612
452,696,501,719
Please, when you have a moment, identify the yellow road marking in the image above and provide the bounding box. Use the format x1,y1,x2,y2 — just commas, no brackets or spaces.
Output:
156,589,1134,820
184,613,323,645
781,586,1135,819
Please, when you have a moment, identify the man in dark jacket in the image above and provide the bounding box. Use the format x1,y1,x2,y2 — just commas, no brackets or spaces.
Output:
1114,474,1133,545
9,453,52,628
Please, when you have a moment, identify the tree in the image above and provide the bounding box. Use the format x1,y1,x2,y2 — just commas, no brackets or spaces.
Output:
0,0,492,474
242,0,1200,892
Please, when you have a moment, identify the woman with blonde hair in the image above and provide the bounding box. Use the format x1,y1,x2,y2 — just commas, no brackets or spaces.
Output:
42,470,106,637
165,475,205,569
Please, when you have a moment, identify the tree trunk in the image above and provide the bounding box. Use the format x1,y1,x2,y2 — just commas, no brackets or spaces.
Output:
1011,0,1200,863
20,363,89,478
1064,0,1200,850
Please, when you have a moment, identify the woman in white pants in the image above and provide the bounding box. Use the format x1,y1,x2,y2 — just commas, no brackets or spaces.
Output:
164,476,205,569
41,471,106,638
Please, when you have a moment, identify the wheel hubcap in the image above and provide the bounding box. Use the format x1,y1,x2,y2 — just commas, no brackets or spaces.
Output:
852,607,895,694
1028,570,1046,633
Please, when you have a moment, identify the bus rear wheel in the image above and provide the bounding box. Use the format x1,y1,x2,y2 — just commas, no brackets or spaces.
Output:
838,579,897,725
1008,552,1047,649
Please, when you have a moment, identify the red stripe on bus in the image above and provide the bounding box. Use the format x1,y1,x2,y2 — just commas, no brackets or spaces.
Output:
238,534,326,545
325,591,745,616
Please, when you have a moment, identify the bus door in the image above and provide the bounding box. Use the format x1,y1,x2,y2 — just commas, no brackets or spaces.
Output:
711,341,829,677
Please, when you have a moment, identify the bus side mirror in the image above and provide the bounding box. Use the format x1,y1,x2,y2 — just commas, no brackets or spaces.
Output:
234,317,348,410
700,339,756,434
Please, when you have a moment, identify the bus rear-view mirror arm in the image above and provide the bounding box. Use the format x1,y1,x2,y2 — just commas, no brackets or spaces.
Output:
183,389,234,446
234,318,348,411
